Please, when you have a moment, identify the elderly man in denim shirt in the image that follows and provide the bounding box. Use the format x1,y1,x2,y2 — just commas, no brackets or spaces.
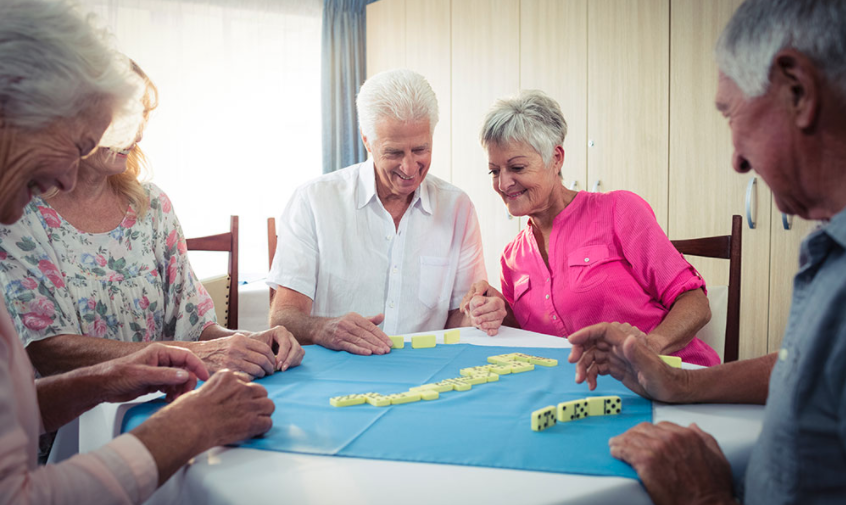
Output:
565,0,846,504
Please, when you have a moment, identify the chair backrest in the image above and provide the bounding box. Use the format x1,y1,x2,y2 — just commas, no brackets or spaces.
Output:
186,215,239,329
267,217,277,303
670,215,742,363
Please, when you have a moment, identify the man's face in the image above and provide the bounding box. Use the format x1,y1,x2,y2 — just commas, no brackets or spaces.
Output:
715,72,807,217
364,118,432,201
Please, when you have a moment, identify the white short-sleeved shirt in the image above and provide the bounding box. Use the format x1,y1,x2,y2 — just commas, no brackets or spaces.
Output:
267,159,486,335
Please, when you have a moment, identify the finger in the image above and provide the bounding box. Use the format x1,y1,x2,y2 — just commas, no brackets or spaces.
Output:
568,322,630,349
337,339,373,356
279,339,304,371
357,318,392,351
689,423,723,455
156,345,210,382
243,338,277,375
362,315,393,349
272,332,293,369
142,366,192,387
343,325,386,354
574,346,597,384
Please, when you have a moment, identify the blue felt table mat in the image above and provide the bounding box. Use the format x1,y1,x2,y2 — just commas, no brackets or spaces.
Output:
122,344,650,479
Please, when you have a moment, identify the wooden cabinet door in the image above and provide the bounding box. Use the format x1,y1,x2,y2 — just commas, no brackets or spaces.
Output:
520,0,588,195
406,0,452,182
668,0,773,360
587,0,670,230
451,0,521,284
767,212,819,352
366,0,406,77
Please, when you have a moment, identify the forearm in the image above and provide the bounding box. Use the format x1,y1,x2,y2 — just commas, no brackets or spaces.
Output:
676,353,777,405
28,335,148,376
648,289,710,355
270,306,327,346
36,366,109,432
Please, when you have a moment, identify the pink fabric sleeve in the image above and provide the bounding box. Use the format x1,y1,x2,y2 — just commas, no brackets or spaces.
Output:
611,192,706,308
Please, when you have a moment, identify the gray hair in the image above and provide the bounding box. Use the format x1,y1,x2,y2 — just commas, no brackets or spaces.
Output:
716,0,846,99
0,0,137,132
480,90,568,166
356,68,439,141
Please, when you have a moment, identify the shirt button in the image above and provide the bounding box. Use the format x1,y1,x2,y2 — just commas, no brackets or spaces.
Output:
779,348,789,361
552,315,557,320
385,235,391,240
389,301,395,308
392,267,398,273
584,258,590,263
545,294,550,300
546,277,550,283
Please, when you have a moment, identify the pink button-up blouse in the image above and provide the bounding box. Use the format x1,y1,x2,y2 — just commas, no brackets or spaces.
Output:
500,190,720,367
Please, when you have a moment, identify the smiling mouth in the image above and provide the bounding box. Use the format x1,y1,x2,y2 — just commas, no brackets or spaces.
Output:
395,171,415,181
504,190,526,199
108,146,132,156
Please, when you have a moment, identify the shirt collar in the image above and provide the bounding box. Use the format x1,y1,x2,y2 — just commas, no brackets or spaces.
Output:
824,206,846,249
355,158,432,215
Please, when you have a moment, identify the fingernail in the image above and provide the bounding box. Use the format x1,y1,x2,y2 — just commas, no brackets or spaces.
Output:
176,370,188,380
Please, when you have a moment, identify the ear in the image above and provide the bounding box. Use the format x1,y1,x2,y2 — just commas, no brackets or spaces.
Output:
771,49,821,129
552,145,565,174
360,129,372,154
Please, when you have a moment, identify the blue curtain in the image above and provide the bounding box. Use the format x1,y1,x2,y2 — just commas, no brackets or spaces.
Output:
321,0,370,173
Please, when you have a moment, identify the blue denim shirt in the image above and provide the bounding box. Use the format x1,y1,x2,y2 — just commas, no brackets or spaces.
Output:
744,209,846,504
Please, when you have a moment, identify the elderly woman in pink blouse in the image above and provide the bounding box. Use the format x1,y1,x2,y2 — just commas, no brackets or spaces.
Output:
461,90,719,367
0,1,274,503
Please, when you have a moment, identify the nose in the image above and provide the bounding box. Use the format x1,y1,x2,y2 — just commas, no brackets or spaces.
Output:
732,150,751,174
498,170,514,193
398,153,414,175
57,162,80,192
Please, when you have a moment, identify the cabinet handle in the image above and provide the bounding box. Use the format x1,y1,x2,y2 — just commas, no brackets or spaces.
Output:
591,180,601,192
745,177,757,229
782,213,792,231
568,180,578,191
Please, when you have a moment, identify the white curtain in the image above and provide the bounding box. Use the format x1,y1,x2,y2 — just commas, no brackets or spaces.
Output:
79,0,323,281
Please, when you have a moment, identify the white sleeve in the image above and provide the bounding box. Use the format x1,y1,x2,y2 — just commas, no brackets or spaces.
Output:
266,188,319,300
449,198,487,310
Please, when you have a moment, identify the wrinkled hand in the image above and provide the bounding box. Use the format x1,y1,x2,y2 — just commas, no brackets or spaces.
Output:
459,280,508,336
317,312,392,355
195,333,277,379
99,343,209,403
156,369,274,450
610,422,734,505
250,325,305,371
567,322,684,402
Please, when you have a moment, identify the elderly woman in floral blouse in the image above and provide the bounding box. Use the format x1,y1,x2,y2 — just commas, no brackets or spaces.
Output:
0,62,304,378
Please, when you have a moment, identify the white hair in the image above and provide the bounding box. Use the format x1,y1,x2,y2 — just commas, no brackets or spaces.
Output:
0,0,138,133
716,0,846,99
480,90,568,166
356,68,439,141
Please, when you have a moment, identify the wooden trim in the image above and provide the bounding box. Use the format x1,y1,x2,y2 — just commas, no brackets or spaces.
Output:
267,217,277,304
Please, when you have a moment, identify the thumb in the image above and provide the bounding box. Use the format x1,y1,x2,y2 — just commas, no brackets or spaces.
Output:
143,366,191,387
368,313,385,326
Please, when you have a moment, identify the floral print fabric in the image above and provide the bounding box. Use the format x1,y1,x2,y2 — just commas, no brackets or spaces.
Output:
0,183,216,346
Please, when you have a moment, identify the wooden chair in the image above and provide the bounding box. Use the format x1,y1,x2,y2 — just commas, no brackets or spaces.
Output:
268,217,277,303
187,216,239,329
670,215,741,363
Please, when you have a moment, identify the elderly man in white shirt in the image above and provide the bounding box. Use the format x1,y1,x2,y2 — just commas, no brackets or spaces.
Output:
268,69,488,355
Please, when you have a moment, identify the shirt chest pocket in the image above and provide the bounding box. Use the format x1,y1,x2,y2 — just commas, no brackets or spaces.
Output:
418,256,451,308
567,245,620,293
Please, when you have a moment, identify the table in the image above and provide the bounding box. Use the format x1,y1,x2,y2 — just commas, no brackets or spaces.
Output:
79,327,764,505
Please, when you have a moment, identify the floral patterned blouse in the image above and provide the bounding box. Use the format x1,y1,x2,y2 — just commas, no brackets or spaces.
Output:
0,183,216,346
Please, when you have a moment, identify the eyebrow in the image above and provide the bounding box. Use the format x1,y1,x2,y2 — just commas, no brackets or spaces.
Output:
507,156,528,163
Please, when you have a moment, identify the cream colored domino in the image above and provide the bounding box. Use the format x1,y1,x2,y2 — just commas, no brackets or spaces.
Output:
462,374,489,385
486,363,512,375
389,336,405,349
411,334,436,349
505,352,534,362
586,395,622,416
437,378,472,391
362,393,391,407
525,355,558,367
410,382,453,393
531,405,558,431
487,355,520,365
460,366,499,377
330,394,366,407
659,355,682,368
419,389,439,401
444,329,460,344
509,361,535,373
386,392,422,405
556,399,590,422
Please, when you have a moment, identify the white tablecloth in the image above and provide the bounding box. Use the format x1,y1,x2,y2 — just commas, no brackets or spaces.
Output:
77,326,764,505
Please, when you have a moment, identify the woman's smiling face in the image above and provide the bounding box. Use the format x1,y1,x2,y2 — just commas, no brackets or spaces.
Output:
486,140,561,218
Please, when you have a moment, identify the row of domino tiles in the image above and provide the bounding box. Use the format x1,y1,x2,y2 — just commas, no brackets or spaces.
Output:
531,396,623,432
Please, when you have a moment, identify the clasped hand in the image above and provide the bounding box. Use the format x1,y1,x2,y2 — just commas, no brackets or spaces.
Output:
459,280,508,335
